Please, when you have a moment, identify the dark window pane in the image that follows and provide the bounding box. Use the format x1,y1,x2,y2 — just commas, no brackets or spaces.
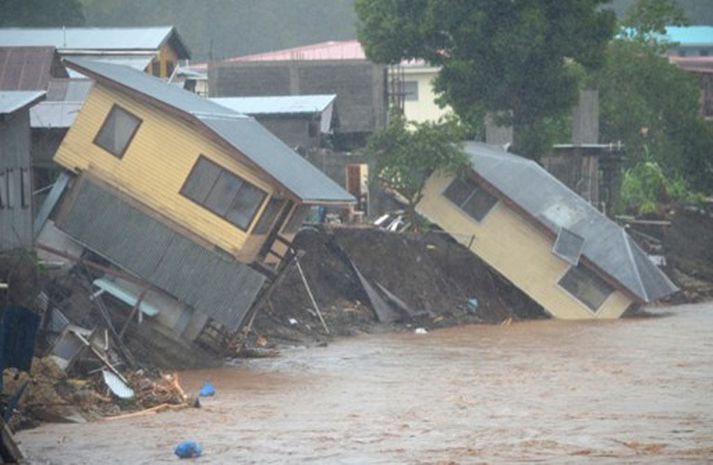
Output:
181,158,221,203
253,197,285,235
553,227,584,265
443,177,475,206
283,205,310,234
558,263,614,311
151,61,161,76
226,183,266,230
205,171,243,216
166,61,175,77
461,187,497,221
94,106,141,157
404,81,418,101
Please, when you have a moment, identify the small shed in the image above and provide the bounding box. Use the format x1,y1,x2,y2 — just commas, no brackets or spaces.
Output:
0,90,46,250
211,94,336,151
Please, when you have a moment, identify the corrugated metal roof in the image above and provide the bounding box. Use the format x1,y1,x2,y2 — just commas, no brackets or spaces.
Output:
0,27,188,55
30,101,82,128
462,142,678,303
230,40,367,62
210,95,336,115
0,46,68,90
223,40,429,67
46,78,93,101
65,58,354,204
64,55,154,78
0,90,45,114
664,26,713,46
56,177,266,330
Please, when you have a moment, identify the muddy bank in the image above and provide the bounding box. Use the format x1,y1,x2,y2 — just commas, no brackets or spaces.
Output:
250,227,546,347
18,302,713,464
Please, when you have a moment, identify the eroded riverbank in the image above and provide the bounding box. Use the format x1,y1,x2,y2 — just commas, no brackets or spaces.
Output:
18,302,713,464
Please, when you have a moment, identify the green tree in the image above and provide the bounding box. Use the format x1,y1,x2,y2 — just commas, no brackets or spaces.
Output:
622,0,688,36
364,112,469,230
355,0,616,159
594,1,713,196
0,0,85,26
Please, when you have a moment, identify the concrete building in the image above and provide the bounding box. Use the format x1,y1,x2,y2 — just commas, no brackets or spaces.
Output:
417,142,678,319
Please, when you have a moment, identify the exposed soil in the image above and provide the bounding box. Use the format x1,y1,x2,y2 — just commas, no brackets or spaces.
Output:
250,227,547,347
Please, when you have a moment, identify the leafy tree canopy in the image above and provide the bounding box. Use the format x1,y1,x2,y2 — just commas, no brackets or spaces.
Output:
595,0,713,197
364,112,469,229
0,0,85,27
355,0,617,159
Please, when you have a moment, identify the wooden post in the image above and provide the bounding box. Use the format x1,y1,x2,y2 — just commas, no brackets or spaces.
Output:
294,256,330,335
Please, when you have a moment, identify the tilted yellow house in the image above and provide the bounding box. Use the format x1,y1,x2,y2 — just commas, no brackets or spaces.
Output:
53,58,353,265
36,58,353,338
417,142,678,319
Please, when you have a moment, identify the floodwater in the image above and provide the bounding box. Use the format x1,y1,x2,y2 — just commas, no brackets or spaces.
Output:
19,302,713,464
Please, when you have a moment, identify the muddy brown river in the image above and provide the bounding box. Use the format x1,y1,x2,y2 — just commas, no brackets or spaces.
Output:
18,302,713,464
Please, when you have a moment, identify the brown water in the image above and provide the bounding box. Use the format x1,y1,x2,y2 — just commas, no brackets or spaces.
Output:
18,303,713,464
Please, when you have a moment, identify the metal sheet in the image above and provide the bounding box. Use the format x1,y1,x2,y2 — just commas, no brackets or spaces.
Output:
0,91,45,114
56,177,267,330
101,370,135,399
0,46,67,91
211,95,336,115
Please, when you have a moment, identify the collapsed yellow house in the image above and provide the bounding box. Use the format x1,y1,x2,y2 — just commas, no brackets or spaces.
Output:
417,142,678,319
37,58,353,340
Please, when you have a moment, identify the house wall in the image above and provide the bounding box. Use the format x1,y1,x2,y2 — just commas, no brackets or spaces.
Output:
0,108,33,250
52,84,278,261
401,66,450,123
255,116,318,151
159,44,178,78
417,171,634,319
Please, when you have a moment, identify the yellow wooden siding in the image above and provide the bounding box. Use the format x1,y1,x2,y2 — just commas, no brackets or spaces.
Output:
417,172,633,319
54,84,276,260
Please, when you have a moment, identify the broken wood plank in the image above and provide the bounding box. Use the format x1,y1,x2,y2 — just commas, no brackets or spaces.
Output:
294,256,330,335
71,330,129,385
103,403,187,421
0,417,23,463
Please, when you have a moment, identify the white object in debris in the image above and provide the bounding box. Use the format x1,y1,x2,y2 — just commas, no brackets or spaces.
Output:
649,255,667,267
102,369,135,399
414,327,428,335
374,213,391,226
288,318,298,326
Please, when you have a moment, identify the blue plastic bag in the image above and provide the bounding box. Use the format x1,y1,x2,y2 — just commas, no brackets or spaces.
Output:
174,441,202,459
199,383,215,397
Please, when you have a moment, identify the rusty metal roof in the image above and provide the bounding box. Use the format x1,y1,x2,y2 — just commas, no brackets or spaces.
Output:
0,46,68,91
